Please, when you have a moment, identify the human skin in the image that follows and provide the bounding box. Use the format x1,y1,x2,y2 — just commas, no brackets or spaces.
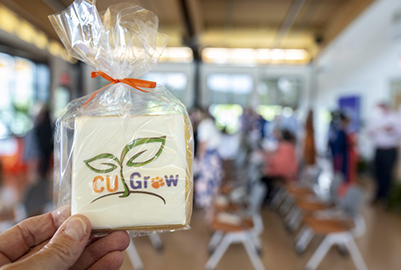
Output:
0,207,130,270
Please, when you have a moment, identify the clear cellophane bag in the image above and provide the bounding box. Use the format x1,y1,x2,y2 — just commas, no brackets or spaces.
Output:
49,0,193,235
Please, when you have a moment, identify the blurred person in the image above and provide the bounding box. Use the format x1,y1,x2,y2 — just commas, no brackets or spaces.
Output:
367,103,401,205
303,110,316,166
332,112,358,193
279,107,298,138
0,207,130,270
217,127,241,160
239,107,253,133
24,105,53,181
195,110,223,208
266,115,281,141
260,130,298,203
33,106,53,179
255,113,268,139
22,105,53,216
327,110,341,158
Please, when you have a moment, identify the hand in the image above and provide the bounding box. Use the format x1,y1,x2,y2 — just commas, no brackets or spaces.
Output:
0,207,130,270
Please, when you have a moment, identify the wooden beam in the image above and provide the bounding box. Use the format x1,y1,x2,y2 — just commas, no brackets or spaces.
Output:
322,0,375,47
0,0,60,40
186,0,203,35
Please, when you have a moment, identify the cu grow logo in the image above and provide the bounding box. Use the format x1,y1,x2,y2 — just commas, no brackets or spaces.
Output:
84,136,179,205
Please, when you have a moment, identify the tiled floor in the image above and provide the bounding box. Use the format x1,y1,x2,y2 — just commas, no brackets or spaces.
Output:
120,203,401,270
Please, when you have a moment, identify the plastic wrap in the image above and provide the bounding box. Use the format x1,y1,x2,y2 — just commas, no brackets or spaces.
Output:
49,0,193,233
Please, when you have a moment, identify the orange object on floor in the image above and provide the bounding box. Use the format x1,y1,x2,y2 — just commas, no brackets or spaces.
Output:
0,138,27,176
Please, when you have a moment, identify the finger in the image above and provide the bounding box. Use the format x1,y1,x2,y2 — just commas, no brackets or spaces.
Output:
87,251,124,270
0,206,70,265
3,215,91,270
51,205,71,227
18,240,49,261
72,231,130,270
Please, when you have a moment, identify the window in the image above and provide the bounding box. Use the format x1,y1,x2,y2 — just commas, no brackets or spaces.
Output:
257,76,302,107
207,73,253,105
35,64,50,101
0,52,50,138
0,53,14,138
142,72,188,102
209,104,243,134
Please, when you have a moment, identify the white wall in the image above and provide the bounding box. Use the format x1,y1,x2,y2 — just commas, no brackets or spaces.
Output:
314,0,401,159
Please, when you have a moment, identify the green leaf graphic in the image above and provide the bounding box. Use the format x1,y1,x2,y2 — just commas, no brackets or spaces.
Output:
121,136,166,168
84,153,120,173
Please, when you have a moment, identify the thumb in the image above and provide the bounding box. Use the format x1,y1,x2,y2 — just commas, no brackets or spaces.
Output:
9,215,91,270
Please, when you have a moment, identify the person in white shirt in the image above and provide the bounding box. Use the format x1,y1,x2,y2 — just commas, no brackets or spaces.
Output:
368,103,401,205
217,128,240,160
195,111,223,208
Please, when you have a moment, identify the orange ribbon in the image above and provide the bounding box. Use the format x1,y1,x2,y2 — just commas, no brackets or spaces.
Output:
81,71,156,107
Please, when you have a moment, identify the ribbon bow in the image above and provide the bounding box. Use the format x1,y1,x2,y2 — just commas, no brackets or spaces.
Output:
82,71,156,107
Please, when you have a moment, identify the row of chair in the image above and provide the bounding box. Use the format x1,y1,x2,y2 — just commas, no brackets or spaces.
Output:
272,164,369,270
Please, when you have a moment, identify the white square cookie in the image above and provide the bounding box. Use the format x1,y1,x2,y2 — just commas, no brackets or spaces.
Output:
71,114,189,230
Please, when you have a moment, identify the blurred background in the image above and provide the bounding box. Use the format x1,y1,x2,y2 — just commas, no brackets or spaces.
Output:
0,0,401,269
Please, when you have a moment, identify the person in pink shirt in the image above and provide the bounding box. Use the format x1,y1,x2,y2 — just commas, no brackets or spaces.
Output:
261,130,298,204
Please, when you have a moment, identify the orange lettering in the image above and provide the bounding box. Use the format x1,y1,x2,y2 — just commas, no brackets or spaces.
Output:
93,176,104,193
106,175,118,192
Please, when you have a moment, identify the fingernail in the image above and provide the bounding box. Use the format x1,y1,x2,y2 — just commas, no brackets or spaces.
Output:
64,217,87,241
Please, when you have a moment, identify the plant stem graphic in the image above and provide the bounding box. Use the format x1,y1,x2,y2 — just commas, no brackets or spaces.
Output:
119,163,130,198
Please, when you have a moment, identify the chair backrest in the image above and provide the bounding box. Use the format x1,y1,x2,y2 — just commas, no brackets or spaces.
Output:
234,144,248,169
248,182,266,214
329,173,342,203
248,164,263,187
340,185,365,217
228,186,248,204
300,165,322,186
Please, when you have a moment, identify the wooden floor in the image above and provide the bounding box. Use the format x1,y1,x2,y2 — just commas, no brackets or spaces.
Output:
120,203,401,270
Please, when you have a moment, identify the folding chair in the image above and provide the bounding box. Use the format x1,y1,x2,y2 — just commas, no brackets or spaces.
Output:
125,237,144,270
205,182,266,270
219,149,263,202
296,186,368,270
272,165,322,214
125,234,164,270
284,174,342,233
149,234,164,251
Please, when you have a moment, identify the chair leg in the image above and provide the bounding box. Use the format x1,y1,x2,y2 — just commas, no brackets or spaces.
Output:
207,231,224,253
345,238,368,270
126,238,144,270
295,227,314,254
205,234,233,270
286,208,302,232
278,196,290,214
149,234,163,251
291,211,304,232
271,187,286,209
284,207,297,224
305,235,335,270
296,226,307,242
243,237,266,270
249,233,262,254
279,196,293,216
